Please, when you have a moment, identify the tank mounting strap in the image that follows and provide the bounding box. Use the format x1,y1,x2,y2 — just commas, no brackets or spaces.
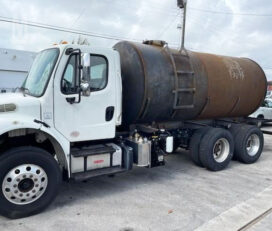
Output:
173,88,196,93
176,70,194,75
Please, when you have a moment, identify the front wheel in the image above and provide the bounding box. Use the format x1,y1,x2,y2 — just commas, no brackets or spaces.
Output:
0,147,61,219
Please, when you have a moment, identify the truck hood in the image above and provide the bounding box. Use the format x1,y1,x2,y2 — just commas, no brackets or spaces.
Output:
0,93,41,120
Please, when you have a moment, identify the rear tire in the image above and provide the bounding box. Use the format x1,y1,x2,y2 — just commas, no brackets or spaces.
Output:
230,125,263,164
189,127,211,167
0,147,61,219
199,128,234,171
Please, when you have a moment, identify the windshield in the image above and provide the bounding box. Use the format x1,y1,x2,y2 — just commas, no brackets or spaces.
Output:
23,48,59,97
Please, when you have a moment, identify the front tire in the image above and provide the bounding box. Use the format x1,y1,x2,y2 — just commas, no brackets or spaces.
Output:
0,147,61,219
199,128,234,171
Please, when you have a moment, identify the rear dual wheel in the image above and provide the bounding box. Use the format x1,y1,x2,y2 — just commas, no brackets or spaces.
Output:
189,125,263,171
190,127,234,171
189,127,210,167
230,125,263,164
199,128,234,171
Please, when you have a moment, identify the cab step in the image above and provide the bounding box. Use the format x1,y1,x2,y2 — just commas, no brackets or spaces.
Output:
71,144,116,158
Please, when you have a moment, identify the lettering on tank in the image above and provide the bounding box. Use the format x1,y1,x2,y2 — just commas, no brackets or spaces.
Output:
223,58,245,80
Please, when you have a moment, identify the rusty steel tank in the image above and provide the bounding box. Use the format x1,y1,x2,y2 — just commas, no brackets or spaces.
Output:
114,40,267,125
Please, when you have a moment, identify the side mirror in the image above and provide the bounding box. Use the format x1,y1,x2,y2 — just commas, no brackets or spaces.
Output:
81,53,91,96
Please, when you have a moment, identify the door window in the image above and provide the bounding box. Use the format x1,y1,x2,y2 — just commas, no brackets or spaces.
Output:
62,55,79,94
62,54,107,94
90,55,108,91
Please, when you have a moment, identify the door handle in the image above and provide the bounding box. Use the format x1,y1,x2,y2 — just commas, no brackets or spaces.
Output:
106,106,114,121
66,93,81,104
66,97,76,104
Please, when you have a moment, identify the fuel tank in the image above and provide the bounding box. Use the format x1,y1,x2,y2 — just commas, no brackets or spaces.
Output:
114,40,267,125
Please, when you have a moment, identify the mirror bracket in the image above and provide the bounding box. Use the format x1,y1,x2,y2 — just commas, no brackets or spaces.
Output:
81,82,91,96
81,53,91,96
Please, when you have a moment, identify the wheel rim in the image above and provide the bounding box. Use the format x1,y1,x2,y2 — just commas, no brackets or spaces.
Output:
246,134,260,157
2,164,48,205
213,138,230,163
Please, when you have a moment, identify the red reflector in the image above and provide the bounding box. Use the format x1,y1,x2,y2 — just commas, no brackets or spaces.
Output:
94,160,104,164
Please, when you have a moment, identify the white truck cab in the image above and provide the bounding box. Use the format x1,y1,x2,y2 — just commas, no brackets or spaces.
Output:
0,44,123,167
0,45,126,218
34,45,122,141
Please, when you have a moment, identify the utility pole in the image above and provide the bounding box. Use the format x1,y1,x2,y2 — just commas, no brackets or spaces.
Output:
177,0,187,51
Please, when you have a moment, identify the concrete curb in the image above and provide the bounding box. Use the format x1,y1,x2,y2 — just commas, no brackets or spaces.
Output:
195,185,272,231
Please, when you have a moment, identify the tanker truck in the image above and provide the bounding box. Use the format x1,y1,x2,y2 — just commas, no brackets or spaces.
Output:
0,40,267,218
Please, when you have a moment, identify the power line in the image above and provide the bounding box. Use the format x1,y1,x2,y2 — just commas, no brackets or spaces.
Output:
71,7,86,28
188,7,272,17
0,16,141,42
0,15,179,48
157,12,180,38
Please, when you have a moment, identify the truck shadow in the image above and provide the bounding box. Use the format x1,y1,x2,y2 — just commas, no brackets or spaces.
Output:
50,138,272,212
50,149,195,210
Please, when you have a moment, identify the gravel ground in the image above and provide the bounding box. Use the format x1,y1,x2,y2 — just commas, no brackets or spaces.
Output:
0,129,272,231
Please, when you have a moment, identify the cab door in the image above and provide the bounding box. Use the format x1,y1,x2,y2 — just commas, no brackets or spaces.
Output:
53,47,117,142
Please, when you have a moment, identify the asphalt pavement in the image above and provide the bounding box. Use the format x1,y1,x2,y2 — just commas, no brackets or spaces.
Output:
1,126,272,231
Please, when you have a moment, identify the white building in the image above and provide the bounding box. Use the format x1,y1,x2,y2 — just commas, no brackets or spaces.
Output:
0,48,36,93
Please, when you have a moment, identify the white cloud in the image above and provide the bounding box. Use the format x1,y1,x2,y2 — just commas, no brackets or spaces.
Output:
0,0,271,79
